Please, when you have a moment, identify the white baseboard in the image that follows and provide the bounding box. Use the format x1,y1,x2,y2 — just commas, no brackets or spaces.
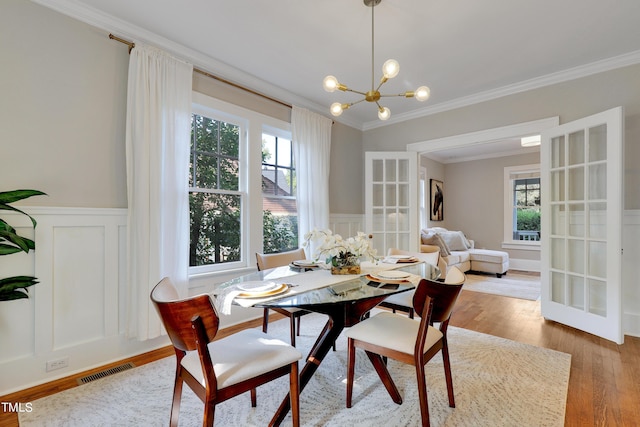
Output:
509,258,541,272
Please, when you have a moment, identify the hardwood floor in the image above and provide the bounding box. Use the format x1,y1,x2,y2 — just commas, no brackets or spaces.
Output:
2,291,639,426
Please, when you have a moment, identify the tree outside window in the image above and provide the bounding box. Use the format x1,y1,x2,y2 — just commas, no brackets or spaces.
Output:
513,177,541,240
189,114,242,266
261,134,298,253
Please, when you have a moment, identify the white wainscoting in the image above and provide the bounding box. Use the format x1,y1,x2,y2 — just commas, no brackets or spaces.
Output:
1,209,637,394
622,210,640,338
0,208,168,395
328,213,366,239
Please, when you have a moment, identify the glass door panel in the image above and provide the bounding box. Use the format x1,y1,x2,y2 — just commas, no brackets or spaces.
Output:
589,203,607,239
589,124,607,162
551,272,565,304
568,130,585,165
588,164,606,199
568,167,584,200
589,279,607,316
550,170,565,201
551,135,565,168
385,184,396,206
568,275,585,310
568,203,585,237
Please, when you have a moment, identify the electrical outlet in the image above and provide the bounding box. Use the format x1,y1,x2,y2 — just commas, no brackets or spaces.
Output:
46,357,69,372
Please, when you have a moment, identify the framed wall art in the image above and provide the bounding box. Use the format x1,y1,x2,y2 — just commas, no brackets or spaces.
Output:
430,179,444,221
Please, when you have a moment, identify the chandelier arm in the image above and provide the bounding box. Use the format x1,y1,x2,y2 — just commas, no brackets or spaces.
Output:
379,92,413,98
371,0,375,92
350,98,368,107
345,88,368,96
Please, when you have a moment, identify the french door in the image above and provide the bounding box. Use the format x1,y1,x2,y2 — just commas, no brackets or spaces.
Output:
365,151,419,256
540,107,623,344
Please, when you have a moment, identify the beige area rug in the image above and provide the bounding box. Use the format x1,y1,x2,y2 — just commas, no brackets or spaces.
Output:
20,313,569,427
462,271,541,300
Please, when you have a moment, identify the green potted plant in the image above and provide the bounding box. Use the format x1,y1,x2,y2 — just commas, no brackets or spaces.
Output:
0,189,46,301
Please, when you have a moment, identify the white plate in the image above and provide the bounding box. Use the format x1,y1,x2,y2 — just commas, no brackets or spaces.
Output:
373,271,411,280
293,259,316,266
237,281,279,293
237,283,289,299
389,255,413,259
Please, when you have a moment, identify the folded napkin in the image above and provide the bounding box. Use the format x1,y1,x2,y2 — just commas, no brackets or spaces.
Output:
214,281,282,315
214,285,243,315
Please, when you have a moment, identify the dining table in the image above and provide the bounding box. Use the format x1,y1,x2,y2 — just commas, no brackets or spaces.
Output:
212,259,441,427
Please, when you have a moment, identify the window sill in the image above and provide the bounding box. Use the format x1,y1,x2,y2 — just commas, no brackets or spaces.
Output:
501,241,541,251
188,265,256,289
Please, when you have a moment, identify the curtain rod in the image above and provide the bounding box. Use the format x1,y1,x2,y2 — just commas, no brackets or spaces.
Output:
109,34,292,109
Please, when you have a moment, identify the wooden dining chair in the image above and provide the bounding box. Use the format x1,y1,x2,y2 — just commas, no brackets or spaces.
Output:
151,277,302,427
256,248,312,346
378,248,441,319
345,270,465,427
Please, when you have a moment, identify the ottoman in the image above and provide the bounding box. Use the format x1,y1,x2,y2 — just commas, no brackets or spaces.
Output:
469,249,509,278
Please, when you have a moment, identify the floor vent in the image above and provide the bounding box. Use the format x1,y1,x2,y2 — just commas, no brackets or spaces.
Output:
76,362,136,385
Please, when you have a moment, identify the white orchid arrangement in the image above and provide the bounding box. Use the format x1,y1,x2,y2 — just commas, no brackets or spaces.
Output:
303,228,377,264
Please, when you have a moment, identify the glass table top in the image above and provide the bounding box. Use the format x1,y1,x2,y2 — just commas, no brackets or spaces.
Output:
256,262,440,310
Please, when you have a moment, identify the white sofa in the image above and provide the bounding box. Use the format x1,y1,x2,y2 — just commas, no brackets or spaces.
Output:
420,228,509,278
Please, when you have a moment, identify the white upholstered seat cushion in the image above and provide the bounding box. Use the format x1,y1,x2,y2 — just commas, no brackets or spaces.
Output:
346,312,443,355
382,289,415,309
181,329,302,389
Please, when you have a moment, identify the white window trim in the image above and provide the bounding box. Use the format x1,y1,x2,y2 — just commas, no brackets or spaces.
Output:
502,163,541,251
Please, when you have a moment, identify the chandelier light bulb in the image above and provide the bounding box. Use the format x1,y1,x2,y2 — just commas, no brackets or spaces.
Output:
382,59,400,79
378,106,391,120
330,102,345,116
415,86,431,102
323,75,339,92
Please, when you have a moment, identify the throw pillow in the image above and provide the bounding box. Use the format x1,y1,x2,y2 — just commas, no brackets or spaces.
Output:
421,231,451,256
438,231,471,251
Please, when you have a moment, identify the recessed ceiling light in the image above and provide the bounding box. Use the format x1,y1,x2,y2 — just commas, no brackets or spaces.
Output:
521,135,541,147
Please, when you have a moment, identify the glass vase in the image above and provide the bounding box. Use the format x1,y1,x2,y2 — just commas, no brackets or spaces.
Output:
330,254,361,275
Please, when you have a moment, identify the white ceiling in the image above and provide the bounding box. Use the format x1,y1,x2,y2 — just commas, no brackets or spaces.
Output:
37,0,640,137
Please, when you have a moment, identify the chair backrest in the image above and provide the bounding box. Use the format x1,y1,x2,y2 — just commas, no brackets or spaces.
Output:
256,248,306,271
387,247,440,267
413,276,464,324
444,266,465,285
150,277,220,352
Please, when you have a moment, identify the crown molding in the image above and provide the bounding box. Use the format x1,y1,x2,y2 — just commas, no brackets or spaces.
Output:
33,1,640,133
363,49,640,131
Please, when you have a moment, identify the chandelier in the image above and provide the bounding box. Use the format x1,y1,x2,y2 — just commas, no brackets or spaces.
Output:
323,0,431,121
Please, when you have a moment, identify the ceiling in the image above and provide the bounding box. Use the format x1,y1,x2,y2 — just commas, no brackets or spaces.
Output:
37,0,640,136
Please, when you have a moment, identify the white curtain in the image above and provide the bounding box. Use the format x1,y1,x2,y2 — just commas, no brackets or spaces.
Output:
291,106,332,254
125,44,193,340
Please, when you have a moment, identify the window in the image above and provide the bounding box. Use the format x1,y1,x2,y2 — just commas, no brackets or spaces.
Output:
261,132,298,254
513,177,540,240
188,92,293,276
189,113,243,269
503,164,541,248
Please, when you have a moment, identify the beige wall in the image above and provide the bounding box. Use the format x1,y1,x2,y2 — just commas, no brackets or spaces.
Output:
442,153,541,261
328,122,363,214
2,0,129,208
